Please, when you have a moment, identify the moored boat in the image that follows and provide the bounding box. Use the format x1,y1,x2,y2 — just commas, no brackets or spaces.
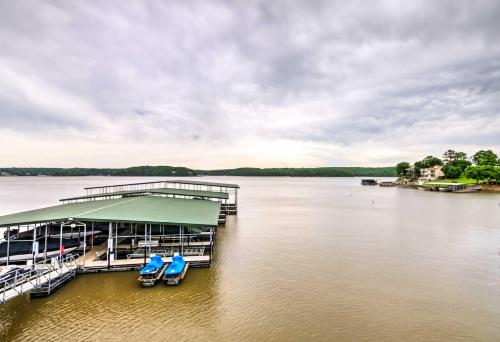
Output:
0,238,80,263
139,255,164,277
138,255,165,287
163,254,188,286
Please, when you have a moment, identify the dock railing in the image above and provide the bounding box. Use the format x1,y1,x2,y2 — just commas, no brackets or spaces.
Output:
0,254,78,304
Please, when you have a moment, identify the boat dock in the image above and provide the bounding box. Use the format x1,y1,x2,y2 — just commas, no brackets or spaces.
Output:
0,179,239,304
1,255,78,303
81,255,209,272
425,182,482,193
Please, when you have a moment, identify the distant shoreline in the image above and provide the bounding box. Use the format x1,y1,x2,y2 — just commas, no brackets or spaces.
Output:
0,166,397,178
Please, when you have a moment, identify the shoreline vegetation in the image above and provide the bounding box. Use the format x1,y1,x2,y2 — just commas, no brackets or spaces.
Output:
0,166,397,177
394,148,500,188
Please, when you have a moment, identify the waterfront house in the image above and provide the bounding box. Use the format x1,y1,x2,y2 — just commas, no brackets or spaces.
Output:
403,167,414,179
419,165,444,181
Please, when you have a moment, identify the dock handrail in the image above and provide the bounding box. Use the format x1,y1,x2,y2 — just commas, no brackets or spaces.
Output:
0,254,78,304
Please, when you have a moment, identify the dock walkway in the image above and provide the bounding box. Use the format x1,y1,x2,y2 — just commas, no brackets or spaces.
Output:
80,255,209,272
0,256,78,304
77,229,131,267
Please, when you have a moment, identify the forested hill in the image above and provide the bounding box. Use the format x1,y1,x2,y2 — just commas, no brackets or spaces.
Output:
0,166,396,177
0,166,196,177
197,167,396,177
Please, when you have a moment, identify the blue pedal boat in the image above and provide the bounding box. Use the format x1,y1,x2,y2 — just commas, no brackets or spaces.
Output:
165,255,185,276
163,254,188,286
139,255,164,277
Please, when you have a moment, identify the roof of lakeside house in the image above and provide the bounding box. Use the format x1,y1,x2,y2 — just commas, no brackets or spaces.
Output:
420,165,442,170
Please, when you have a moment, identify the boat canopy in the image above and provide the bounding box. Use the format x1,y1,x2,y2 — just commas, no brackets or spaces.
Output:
0,196,221,227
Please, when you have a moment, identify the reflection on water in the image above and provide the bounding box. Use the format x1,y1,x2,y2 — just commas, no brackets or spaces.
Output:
0,177,499,341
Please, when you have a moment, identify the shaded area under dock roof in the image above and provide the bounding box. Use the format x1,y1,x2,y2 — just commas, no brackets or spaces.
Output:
60,188,229,202
0,196,221,227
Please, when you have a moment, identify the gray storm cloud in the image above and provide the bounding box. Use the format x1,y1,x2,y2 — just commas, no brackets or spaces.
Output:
0,0,499,167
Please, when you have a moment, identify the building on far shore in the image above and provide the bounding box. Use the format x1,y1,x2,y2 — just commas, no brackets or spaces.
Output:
404,167,414,179
419,165,444,181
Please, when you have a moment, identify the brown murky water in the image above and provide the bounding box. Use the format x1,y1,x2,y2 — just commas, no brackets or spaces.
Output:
0,176,499,341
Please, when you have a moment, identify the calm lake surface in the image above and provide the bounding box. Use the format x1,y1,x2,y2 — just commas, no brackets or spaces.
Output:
0,176,499,341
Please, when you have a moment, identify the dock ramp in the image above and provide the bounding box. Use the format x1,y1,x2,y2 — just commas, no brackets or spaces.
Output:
0,255,78,304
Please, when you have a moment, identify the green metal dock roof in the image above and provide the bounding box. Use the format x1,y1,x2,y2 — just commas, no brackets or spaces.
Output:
166,179,240,188
60,188,229,202
83,179,240,190
0,197,221,227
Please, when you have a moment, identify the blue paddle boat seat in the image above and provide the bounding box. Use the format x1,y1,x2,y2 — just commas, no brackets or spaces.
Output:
139,255,164,276
165,255,186,276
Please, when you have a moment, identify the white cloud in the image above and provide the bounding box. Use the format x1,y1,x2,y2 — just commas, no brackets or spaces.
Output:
0,0,499,167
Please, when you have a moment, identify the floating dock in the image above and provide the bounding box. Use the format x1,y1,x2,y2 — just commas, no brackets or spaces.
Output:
425,182,481,193
1,255,78,303
0,179,239,303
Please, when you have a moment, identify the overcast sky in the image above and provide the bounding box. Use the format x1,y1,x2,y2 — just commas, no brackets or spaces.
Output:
0,0,499,168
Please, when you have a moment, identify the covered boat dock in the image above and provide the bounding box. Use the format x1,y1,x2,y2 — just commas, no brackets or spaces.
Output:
0,179,238,303
425,182,481,193
83,179,240,214
0,196,220,269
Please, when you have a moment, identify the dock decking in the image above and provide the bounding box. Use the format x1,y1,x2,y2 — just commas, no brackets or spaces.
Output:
80,255,210,273
0,256,78,304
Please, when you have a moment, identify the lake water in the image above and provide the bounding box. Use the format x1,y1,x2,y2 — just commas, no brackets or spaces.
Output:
0,176,499,341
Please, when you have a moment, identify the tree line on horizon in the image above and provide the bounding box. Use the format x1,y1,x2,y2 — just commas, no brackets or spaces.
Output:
395,149,500,183
0,166,397,177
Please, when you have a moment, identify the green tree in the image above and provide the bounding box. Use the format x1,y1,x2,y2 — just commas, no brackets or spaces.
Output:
442,150,456,163
413,161,423,177
442,164,462,179
441,149,471,178
414,156,443,176
493,167,500,183
443,149,468,163
421,155,443,167
464,166,481,183
395,162,410,176
472,150,498,166
454,152,467,161
464,165,500,184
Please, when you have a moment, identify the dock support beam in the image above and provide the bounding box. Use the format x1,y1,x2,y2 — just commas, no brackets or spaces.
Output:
59,223,63,259
82,223,87,268
32,223,37,268
107,222,112,270
209,227,213,265
44,223,48,262
6,226,10,266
